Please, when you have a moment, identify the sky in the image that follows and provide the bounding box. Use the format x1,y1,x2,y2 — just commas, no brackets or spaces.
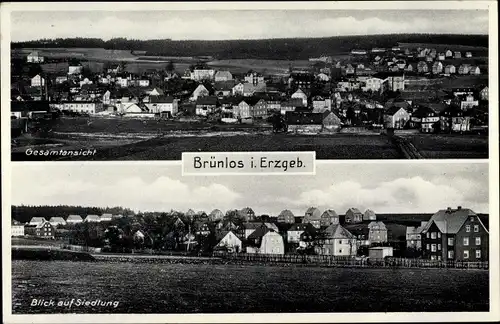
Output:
11,162,489,215
10,10,489,42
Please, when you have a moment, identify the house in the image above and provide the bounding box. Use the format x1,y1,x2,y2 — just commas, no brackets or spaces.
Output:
246,227,285,255
437,53,445,61
316,73,330,82
85,215,101,223
302,207,322,228
458,94,479,110
479,86,488,101
36,221,55,239
286,111,325,134
454,51,462,59
404,64,415,72
242,83,266,97
27,51,44,63
68,65,83,75
55,76,68,84
238,207,256,222
146,96,178,116
215,231,242,252
31,74,45,87
406,221,428,249
363,209,377,221
214,81,236,97
280,98,304,115
469,66,481,75
458,64,471,75
12,225,25,237
277,209,295,224
322,111,342,132
214,71,233,82
345,208,363,224
287,223,316,243
244,72,265,85
66,215,83,224
445,50,453,57
362,77,387,93
52,101,104,115
209,209,224,222
192,69,215,81
432,61,443,74
444,65,456,75
465,51,473,58
148,87,164,96
133,230,145,241
320,210,339,227
383,106,410,129
314,224,357,256
190,84,210,101
234,98,261,119
312,96,332,111
232,83,245,96
367,221,388,243
291,89,308,106
100,213,113,222
369,246,393,259
195,96,218,116
410,105,440,133
195,223,211,236
420,206,488,261
440,106,472,133
137,79,150,87
250,98,269,119
241,222,264,239
102,90,111,105
417,61,429,74
29,217,46,226
48,217,66,227
344,64,356,75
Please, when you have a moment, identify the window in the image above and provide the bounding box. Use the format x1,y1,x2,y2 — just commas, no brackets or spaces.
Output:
438,255,442,260
448,251,454,259
437,232,441,238
476,250,481,258
474,225,479,232
431,244,437,252
426,232,430,238
466,225,471,232
431,232,436,239
438,244,441,250
431,255,436,260
339,249,342,253
475,237,481,245
448,237,454,246
426,244,430,250
463,237,469,246
339,240,342,244
463,250,469,259
470,216,474,222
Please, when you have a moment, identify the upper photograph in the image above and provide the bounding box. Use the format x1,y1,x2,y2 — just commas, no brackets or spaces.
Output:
9,9,490,161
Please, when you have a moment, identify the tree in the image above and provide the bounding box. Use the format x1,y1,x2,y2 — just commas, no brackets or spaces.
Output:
166,61,175,72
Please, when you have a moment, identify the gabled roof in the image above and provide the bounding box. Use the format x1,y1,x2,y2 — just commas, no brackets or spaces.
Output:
322,209,338,218
278,209,295,218
85,214,101,221
215,71,232,79
49,217,66,222
196,96,217,105
30,217,46,223
247,225,272,240
385,106,408,116
67,215,83,221
214,80,236,91
209,209,224,218
346,208,362,215
150,96,174,103
241,222,265,230
421,208,475,234
364,209,377,218
36,221,52,229
368,221,386,230
323,224,356,239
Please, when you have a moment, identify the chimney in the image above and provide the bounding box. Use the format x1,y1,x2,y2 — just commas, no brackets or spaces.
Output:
457,206,462,210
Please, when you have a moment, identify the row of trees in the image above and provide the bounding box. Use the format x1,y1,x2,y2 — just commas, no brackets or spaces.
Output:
12,34,488,60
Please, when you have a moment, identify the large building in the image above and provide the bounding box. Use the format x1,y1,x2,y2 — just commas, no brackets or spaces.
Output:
420,207,488,261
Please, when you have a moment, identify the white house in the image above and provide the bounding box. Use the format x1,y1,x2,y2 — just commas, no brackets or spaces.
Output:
52,102,103,114
68,65,83,75
214,71,233,82
259,231,285,255
362,77,386,92
192,69,215,81
31,74,45,87
27,51,44,63
49,217,67,227
316,73,330,82
138,79,150,87
145,96,178,115
291,89,308,106
190,84,210,101
216,231,242,252
384,106,410,129
11,225,25,237
100,213,113,222
85,215,101,223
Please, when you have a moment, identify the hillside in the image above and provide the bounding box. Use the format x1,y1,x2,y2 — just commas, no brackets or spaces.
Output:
11,34,488,60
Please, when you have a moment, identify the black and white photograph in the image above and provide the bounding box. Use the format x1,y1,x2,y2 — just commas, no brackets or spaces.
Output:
8,7,490,161
1,1,498,324
9,162,490,314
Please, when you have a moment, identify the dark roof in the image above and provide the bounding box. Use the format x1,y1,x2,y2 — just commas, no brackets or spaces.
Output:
11,101,50,112
150,95,175,103
243,97,261,106
412,105,439,118
385,106,408,116
421,208,476,234
286,111,327,125
196,96,218,105
214,80,236,91
247,225,272,240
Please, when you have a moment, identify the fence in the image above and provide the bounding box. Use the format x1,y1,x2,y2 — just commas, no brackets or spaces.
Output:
212,252,489,269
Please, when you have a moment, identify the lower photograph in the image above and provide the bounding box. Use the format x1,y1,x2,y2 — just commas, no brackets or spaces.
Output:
9,161,489,314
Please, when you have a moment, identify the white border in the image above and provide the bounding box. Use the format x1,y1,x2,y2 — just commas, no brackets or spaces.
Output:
2,1,499,323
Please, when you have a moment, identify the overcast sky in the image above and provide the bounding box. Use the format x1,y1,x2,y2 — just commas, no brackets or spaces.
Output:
11,162,489,215
10,10,489,42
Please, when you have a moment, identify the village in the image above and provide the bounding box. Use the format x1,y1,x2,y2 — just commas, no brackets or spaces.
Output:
11,44,489,137
12,205,489,264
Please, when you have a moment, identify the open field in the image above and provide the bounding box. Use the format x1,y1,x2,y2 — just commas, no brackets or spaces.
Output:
207,59,313,74
12,260,489,313
402,134,489,159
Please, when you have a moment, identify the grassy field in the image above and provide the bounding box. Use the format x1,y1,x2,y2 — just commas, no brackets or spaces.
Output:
12,260,489,313
207,59,312,74
402,134,489,159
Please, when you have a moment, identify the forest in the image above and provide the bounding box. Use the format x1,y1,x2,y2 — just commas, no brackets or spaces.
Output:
11,34,488,60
